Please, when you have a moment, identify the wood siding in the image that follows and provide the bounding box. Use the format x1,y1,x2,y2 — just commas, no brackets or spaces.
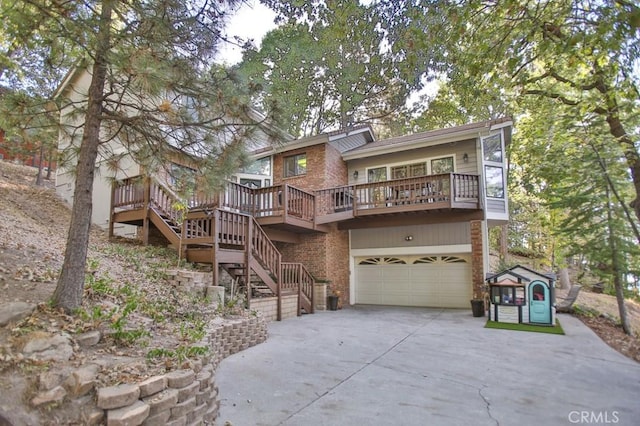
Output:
486,198,507,214
350,222,471,249
348,138,478,185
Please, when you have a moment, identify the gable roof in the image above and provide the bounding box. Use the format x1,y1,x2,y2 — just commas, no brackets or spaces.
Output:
486,264,556,283
257,124,377,157
342,117,512,160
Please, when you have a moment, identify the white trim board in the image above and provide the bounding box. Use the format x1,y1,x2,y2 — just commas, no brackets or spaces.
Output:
350,244,472,257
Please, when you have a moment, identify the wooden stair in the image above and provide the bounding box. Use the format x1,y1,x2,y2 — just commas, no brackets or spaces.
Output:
111,177,315,320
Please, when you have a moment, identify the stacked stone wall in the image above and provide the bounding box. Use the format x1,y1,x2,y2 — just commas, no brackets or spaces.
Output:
27,314,267,425
250,294,299,322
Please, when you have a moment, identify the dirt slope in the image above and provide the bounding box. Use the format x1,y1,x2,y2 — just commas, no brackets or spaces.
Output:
0,161,226,425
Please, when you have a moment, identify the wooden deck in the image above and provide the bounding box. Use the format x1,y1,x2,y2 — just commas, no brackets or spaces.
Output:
315,173,481,224
112,173,482,235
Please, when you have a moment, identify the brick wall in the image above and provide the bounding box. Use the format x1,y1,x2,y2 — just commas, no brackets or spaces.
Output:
272,142,351,306
276,224,349,307
470,220,484,299
272,142,348,190
273,144,326,190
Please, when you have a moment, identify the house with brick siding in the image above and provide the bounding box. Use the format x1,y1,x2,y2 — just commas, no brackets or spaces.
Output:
246,119,511,310
55,67,511,317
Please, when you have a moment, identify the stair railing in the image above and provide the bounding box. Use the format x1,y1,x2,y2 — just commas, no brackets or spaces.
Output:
281,262,315,314
250,214,280,281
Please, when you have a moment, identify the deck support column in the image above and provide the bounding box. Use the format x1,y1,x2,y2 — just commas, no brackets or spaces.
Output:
211,209,219,287
142,177,151,245
277,257,282,321
245,217,252,313
108,182,116,239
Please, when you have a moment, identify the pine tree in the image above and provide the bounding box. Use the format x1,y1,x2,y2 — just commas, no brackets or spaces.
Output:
2,0,278,311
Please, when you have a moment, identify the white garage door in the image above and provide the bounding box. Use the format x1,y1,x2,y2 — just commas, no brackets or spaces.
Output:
355,255,472,308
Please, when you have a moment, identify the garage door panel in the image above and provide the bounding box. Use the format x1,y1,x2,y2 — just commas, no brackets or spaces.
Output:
355,255,471,308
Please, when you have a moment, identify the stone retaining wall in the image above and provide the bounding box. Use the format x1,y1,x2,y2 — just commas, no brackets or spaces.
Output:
30,315,267,425
250,294,299,322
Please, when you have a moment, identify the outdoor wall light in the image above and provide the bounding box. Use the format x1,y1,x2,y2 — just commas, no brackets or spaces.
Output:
462,153,469,163
353,170,359,180
405,235,413,241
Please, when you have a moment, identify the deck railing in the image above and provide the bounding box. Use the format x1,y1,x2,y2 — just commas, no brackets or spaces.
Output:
353,173,453,210
281,262,315,313
113,173,481,228
315,185,354,216
253,184,315,222
250,214,281,280
315,174,480,216
113,177,145,209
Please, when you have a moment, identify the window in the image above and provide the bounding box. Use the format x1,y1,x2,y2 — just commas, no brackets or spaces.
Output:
240,156,271,176
391,162,426,179
367,167,387,182
284,153,307,177
483,133,505,199
368,155,454,183
491,285,525,305
240,178,261,188
485,166,504,198
168,163,196,193
431,157,454,174
483,134,503,163
532,284,546,301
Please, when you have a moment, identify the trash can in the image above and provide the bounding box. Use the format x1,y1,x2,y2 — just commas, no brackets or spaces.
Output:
327,295,339,311
470,299,485,317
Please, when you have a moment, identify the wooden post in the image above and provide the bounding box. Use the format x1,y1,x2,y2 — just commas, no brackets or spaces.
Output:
276,256,282,321
211,209,219,287
282,184,288,221
352,185,358,218
108,181,116,239
245,216,252,311
142,177,151,245
449,173,455,206
297,263,302,317
310,270,315,314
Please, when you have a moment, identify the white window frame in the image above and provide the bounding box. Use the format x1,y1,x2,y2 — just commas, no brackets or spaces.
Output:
482,132,506,199
283,153,307,178
365,154,456,183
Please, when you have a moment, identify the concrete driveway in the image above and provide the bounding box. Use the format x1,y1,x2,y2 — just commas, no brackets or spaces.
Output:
216,306,640,426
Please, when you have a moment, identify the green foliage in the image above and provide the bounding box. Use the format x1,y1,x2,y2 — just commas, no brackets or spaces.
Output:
2,0,276,312
485,320,565,335
238,0,423,136
572,304,600,318
147,345,210,363
178,318,207,343
96,243,181,282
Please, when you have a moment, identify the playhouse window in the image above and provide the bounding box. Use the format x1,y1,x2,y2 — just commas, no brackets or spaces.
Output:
532,284,545,301
491,286,525,305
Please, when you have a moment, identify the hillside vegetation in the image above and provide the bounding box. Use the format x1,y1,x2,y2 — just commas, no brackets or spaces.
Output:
0,161,241,425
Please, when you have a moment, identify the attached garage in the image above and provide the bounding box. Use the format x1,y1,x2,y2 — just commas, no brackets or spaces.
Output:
354,255,472,308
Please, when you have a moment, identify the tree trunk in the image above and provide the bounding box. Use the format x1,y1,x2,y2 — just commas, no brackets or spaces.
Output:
558,267,571,290
597,80,640,224
499,223,508,262
613,271,631,335
35,143,44,186
605,185,632,335
52,1,113,312
46,145,54,180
